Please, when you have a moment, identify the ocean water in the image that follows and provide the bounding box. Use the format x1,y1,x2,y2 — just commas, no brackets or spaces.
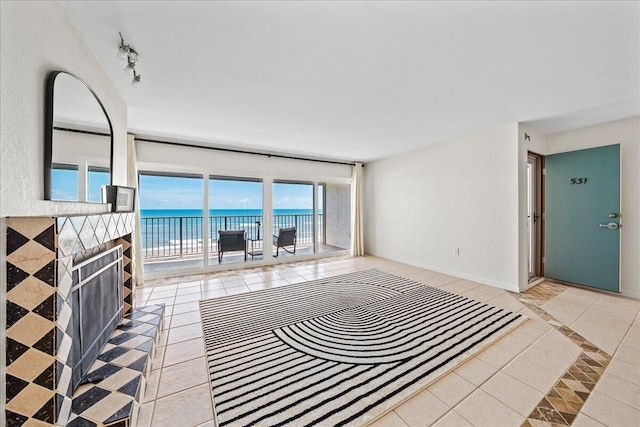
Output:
140,209,316,218
139,209,321,253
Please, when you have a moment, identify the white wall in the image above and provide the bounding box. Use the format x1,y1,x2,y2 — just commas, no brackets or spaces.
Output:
0,1,127,218
364,123,520,291
545,116,640,298
0,2,127,423
136,140,352,183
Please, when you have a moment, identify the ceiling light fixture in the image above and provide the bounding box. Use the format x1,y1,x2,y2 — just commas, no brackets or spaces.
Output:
132,69,142,86
118,32,141,85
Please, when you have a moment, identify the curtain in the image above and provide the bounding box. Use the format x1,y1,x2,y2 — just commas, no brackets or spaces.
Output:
127,134,145,286
351,162,365,256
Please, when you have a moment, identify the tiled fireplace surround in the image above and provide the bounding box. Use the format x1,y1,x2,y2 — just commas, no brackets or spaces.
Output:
4,213,147,426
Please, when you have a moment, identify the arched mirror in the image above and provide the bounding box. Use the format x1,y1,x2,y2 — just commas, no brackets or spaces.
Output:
45,71,113,202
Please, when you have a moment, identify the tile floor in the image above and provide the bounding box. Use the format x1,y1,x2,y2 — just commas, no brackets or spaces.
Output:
133,255,640,427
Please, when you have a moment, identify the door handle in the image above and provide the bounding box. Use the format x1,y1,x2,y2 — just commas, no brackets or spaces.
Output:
599,222,620,230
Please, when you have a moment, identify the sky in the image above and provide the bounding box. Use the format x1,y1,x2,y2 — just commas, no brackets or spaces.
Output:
51,169,79,201
51,169,109,202
137,175,317,210
273,182,314,210
52,172,322,209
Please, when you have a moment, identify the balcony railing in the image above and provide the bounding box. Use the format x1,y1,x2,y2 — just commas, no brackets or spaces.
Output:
141,214,323,260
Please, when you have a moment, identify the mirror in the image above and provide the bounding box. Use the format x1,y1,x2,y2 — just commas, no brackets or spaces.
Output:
45,71,113,202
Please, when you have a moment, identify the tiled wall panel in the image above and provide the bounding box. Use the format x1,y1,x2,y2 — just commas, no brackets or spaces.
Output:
6,217,57,425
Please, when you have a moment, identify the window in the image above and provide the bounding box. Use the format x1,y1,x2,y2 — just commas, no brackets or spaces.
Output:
51,163,79,201
87,166,110,203
133,141,353,276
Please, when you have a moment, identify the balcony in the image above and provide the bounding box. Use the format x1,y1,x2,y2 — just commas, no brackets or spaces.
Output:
141,213,345,272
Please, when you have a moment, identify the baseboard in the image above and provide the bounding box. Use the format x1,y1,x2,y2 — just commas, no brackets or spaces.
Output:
364,250,519,292
621,289,640,300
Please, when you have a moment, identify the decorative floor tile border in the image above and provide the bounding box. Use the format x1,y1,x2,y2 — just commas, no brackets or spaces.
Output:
521,281,568,306
515,283,611,426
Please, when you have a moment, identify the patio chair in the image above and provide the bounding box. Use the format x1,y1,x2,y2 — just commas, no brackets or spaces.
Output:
218,230,247,262
273,226,297,257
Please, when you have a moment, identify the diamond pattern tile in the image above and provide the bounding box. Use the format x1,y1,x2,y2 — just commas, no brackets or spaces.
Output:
5,382,55,420
7,312,56,347
32,328,56,356
106,216,117,241
7,217,55,240
6,240,55,275
7,276,56,311
116,218,126,240
6,347,55,382
516,282,614,427
70,305,164,426
6,374,30,403
94,216,108,245
32,294,56,322
5,411,29,426
6,263,30,292
6,227,30,255
6,338,30,365
56,217,66,231
33,225,56,252
87,215,100,232
57,218,79,257
79,220,97,250
69,216,86,234
6,301,31,329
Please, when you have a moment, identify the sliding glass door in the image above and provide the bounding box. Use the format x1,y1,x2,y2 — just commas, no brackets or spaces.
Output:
272,181,315,257
209,176,263,265
138,169,351,275
139,172,204,273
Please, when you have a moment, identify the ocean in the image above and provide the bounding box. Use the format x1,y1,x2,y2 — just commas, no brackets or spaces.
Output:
141,209,316,218
139,209,321,255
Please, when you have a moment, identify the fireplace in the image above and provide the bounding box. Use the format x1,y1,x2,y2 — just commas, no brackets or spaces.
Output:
70,245,124,390
5,213,136,426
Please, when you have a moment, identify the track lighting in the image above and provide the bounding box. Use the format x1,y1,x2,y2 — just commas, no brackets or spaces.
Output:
124,57,136,72
118,32,141,85
132,70,142,86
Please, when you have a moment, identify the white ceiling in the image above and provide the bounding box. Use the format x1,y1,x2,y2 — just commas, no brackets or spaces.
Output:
63,1,639,162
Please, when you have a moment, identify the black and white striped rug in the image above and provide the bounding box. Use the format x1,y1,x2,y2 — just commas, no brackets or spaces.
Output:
200,269,524,426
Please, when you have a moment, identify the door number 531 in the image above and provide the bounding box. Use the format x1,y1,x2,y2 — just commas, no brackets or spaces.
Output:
570,177,588,184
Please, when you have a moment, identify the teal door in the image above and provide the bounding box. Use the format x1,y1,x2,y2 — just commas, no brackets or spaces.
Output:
545,144,621,292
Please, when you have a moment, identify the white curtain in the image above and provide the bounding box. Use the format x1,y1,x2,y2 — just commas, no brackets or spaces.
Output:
351,162,365,256
127,134,145,286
